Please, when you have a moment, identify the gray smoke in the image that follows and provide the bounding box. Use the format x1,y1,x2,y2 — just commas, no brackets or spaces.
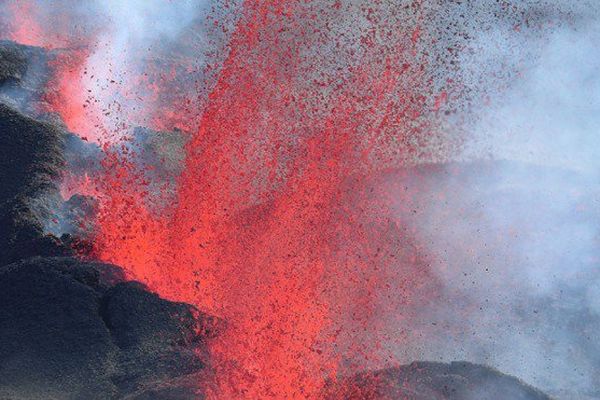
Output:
393,2,600,398
0,0,240,237
0,0,240,141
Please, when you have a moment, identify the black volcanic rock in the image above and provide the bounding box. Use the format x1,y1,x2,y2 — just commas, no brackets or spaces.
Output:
0,103,72,265
0,40,51,116
0,41,28,84
322,361,552,400
101,281,217,396
0,73,101,264
0,257,214,400
0,102,63,206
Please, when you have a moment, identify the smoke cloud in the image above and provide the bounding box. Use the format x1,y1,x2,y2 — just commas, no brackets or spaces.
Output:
391,2,600,398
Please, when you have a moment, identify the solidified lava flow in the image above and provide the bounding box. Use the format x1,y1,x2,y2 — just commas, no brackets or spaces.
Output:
2,1,448,398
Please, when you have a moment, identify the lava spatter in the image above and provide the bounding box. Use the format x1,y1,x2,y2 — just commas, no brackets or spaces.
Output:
3,1,442,398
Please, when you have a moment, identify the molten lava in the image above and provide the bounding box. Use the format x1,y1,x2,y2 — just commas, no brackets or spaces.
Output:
4,1,444,398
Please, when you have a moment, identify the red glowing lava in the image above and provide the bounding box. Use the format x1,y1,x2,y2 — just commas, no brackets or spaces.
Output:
95,2,438,398
1,1,53,48
5,1,446,398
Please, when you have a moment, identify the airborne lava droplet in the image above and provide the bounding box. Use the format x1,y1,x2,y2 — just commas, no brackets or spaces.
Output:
94,2,440,398
2,1,450,399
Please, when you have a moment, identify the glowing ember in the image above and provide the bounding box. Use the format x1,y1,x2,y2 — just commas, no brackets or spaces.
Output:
95,2,438,398
4,1,444,398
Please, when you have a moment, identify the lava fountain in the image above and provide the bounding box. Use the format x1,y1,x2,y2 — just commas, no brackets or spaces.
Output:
2,1,446,398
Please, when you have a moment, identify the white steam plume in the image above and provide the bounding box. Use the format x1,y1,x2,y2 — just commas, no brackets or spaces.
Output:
392,2,600,398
